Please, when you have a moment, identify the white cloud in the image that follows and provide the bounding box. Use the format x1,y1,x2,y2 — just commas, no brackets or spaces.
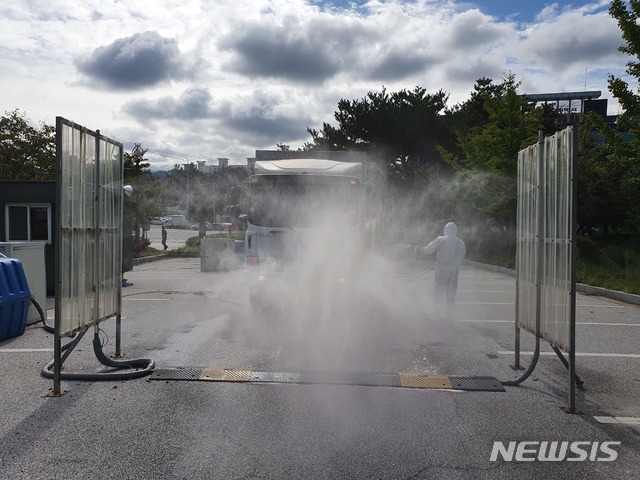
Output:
0,0,629,170
516,8,623,74
75,31,189,90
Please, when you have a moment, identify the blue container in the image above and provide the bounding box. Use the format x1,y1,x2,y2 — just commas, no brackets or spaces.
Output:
0,258,31,342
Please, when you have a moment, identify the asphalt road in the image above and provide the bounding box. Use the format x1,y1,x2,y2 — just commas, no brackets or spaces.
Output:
1,257,639,479
145,224,226,251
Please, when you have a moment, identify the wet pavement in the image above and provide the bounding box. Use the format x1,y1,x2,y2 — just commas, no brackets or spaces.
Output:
1,256,639,479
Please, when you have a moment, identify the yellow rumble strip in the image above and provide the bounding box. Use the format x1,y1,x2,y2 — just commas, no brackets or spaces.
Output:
150,367,505,391
399,373,453,389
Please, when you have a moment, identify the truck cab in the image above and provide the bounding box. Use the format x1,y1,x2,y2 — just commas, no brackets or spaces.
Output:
244,159,365,315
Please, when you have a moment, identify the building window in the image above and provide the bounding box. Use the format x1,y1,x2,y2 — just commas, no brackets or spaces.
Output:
5,204,51,243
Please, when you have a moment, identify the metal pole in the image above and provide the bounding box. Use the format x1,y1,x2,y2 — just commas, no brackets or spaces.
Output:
536,131,545,341
569,126,578,411
115,313,122,356
513,150,523,370
514,198,521,369
94,132,101,331
514,321,521,369
53,117,64,396
116,145,124,357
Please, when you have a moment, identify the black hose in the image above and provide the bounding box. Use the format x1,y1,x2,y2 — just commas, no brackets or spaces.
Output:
501,336,541,386
30,296,54,333
403,266,435,285
41,331,155,381
91,331,154,371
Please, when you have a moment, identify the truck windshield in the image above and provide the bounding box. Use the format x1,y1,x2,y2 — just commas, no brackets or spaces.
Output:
249,175,360,228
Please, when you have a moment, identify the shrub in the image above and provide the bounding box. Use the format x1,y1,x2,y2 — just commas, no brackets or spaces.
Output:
186,236,200,248
576,235,599,262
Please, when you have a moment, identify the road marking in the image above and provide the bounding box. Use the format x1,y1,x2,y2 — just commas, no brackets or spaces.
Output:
458,303,637,308
594,416,640,425
460,320,512,323
123,298,171,301
576,305,635,308
498,351,640,359
151,368,505,391
458,290,514,293
461,320,640,327
0,348,54,353
458,302,514,305
578,322,640,327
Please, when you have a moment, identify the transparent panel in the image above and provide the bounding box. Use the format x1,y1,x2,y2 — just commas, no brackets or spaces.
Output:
517,127,574,351
96,138,123,320
516,143,539,334
56,119,123,335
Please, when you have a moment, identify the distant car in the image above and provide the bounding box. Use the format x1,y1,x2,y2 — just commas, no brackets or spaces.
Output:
150,217,165,225
191,222,213,230
210,222,233,232
166,214,189,228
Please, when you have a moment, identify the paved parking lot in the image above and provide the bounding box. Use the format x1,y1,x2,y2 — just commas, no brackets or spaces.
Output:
1,256,639,479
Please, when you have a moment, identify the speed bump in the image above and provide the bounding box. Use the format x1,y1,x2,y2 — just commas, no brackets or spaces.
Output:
149,367,505,391
200,367,252,382
399,373,452,389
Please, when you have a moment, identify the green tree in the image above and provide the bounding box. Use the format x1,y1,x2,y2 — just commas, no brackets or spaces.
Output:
576,113,628,236
165,162,200,215
163,162,248,235
124,144,164,252
432,73,572,236
307,86,453,187
443,73,545,176
0,109,55,181
124,143,151,177
444,77,503,146
607,0,640,231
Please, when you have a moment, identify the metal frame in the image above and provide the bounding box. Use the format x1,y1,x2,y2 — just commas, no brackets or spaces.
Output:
52,117,124,394
513,127,579,412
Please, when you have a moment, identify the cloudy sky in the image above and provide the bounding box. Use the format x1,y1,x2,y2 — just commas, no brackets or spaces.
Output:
0,0,630,170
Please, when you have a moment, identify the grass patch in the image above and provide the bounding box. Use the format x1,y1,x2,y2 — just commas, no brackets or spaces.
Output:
466,250,515,270
165,247,200,255
470,236,640,295
576,243,640,295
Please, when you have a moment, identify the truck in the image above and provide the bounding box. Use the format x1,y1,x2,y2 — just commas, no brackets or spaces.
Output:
244,158,372,315
166,214,189,228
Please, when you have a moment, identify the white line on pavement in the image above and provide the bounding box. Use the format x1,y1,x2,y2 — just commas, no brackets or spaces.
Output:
460,319,512,323
593,416,640,425
0,348,54,353
457,301,636,307
498,351,640,359
461,320,640,327
576,305,636,308
123,298,171,301
458,302,514,305
578,322,640,327
457,290,514,293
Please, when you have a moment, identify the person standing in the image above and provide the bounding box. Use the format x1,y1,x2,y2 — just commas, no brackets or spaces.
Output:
421,222,466,318
161,225,168,250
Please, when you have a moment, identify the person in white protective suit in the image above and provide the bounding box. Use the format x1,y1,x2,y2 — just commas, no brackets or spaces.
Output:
422,222,466,317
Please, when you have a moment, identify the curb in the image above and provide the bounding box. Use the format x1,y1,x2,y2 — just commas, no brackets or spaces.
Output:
133,254,168,265
464,259,640,306
132,253,200,266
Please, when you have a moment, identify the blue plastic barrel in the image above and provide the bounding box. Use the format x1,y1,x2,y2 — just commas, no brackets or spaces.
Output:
0,258,31,342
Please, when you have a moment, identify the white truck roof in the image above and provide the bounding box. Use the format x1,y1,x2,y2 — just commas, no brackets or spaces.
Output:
254,158,363,177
